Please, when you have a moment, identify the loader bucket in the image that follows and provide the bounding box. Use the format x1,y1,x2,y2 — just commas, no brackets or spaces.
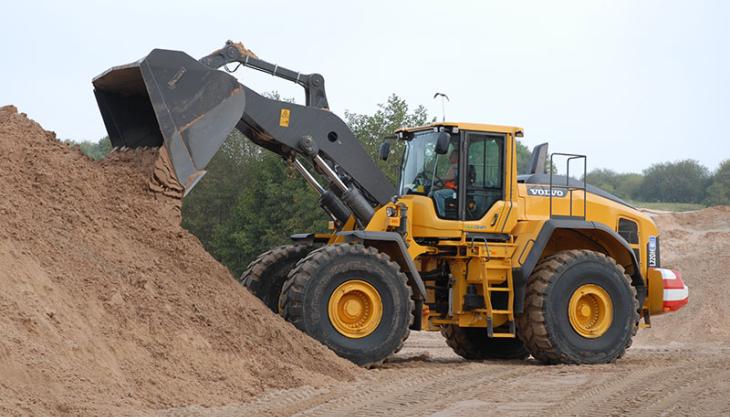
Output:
92,49,246,193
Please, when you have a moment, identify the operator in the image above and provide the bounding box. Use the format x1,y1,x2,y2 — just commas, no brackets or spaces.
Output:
433,149,459,216
443,149,458,189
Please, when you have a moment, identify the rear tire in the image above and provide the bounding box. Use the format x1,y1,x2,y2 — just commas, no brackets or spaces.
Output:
441,325,529,360
240,243,319,313
516,249,639,364
280,244,414,367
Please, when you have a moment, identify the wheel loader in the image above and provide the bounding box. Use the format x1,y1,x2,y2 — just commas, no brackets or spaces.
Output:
92,41,688,366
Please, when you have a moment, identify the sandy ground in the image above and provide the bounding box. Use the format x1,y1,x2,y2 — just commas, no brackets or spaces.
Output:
158,332,730,417
155,207,730,417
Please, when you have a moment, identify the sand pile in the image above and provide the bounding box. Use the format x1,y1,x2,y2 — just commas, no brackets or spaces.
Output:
0,106,356,417
635,206,730,345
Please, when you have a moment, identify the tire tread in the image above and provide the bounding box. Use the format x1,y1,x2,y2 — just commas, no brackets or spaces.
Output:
240,243,318,312
441,325,529,360
280,243,414,367
516,249,640,364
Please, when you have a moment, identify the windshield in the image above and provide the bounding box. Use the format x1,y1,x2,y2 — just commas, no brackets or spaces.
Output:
399,131,460,218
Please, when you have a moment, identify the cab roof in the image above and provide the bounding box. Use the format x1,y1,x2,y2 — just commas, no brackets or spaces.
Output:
395,121,524,137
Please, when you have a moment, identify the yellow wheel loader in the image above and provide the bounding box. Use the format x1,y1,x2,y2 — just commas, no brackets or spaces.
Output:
92,41,688,367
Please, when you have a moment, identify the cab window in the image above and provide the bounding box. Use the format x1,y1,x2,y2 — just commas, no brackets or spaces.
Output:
399,131,460,220
429,141,460,219
465,133,504,220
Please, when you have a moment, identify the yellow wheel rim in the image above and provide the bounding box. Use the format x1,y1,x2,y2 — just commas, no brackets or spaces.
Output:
568,284,613,338
328,280,383,339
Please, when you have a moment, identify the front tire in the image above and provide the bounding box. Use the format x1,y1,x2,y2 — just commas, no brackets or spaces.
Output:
516,249,639,364
240,243,318,313
280,244,413,367
441,325,529,360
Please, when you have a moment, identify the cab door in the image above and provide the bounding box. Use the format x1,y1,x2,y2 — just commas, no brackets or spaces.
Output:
460,131,517,234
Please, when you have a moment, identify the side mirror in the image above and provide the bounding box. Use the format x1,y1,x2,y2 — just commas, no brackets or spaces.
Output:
435,132,450,155
378,141,391,161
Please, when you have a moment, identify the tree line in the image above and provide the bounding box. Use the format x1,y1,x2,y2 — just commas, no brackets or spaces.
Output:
586,159,730,206
74,94,729,276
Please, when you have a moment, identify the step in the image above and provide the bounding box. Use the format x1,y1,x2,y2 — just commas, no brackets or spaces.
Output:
487,319,516,338
472,308,512,315
489,332,517,338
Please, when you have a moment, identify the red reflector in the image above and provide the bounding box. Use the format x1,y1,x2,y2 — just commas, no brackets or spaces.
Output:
660,269,688,312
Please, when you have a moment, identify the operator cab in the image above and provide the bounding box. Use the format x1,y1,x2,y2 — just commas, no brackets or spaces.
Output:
390,123,522,222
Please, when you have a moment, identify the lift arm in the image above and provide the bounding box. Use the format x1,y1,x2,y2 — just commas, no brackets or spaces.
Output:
92,41,396,224
199,41,329,110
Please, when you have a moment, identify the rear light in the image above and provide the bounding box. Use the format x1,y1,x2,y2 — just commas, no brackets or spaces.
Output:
659,269,688,312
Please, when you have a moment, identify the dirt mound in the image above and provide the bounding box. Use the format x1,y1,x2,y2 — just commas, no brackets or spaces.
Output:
635,206,730,345
0,106,356,417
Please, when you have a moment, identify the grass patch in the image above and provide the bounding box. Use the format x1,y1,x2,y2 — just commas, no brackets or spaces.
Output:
630,201,706,212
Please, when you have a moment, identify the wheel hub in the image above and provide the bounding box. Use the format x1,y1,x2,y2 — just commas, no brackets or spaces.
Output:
568,284,613,338
328,280,383,338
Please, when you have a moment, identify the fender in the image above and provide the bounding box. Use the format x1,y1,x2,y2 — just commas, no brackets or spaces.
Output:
335,231,426,299
513,219,646,313
290,233,330,243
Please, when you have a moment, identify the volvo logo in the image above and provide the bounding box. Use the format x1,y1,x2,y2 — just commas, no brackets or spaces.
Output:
527,187,566,198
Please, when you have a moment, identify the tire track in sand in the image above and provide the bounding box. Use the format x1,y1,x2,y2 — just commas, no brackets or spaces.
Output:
539,351,714,417
630,365,730,417
293,360,556,417
539,363,682,416
162,362,496,417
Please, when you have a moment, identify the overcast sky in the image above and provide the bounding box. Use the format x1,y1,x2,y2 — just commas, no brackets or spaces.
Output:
2,0,728,173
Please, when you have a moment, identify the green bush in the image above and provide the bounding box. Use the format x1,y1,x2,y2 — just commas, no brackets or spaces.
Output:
705,160,730,206
639,160,710,203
